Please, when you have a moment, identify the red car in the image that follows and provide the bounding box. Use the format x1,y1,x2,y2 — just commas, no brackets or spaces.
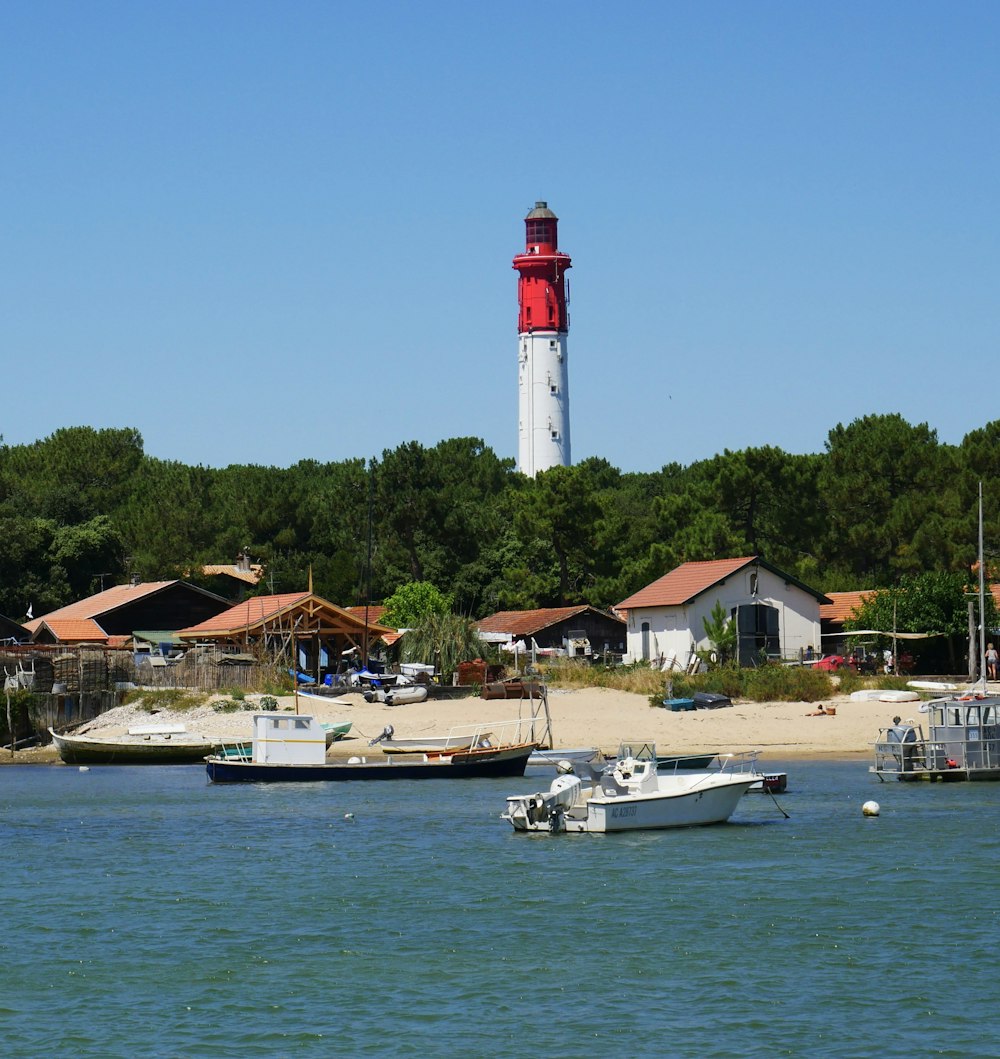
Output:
813,654,853,671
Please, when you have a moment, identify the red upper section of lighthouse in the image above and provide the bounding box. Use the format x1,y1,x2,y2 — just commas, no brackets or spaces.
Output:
513,201,571,334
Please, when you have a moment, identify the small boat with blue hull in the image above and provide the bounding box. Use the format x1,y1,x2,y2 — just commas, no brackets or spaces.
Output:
205,713,537,783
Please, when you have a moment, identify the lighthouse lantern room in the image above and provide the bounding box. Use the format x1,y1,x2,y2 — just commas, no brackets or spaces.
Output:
513,201,572,476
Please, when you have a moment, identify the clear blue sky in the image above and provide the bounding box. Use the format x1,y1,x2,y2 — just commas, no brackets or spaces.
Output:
3,1,998,472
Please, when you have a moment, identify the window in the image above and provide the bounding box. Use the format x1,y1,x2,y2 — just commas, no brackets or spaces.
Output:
526,219,552,243
550,430,560,440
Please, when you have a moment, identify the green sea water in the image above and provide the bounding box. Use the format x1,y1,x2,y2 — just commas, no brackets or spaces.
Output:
2,761,999,1058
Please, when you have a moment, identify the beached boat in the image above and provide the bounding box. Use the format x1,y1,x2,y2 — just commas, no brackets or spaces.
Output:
49,724,221,765
872,694,1000,782
322,720,352,744
502,740,758,834
205,713,537,783
383,685,428,706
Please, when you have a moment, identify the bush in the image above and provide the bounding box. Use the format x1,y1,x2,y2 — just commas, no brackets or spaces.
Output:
647,663,836,705
125,689,207,712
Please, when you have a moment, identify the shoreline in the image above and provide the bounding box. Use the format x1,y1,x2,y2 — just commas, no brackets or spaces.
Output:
0,685,901,766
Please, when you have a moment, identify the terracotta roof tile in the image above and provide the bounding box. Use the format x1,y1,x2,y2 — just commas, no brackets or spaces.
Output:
616,558,756,610
27,582,179,628
820,591,873,623
179,594,395,638
34,619,109,643
182,593,311,634
476,606,621,637
344,605,388,625
201,564,265,585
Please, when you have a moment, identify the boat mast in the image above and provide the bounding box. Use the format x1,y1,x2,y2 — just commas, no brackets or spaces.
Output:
979,481,987,690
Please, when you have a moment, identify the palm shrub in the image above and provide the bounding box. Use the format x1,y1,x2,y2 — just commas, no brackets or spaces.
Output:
701,601,737,665
401,612,483,683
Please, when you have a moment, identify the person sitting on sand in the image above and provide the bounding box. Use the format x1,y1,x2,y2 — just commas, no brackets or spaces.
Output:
806,705,827,716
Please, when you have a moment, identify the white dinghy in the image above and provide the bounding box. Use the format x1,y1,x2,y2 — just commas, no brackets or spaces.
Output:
501,741,758,834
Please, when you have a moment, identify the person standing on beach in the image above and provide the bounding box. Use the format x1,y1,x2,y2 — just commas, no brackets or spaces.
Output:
987,644,999,680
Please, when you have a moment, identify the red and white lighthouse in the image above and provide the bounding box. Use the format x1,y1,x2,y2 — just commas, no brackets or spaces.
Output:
513,201,572,475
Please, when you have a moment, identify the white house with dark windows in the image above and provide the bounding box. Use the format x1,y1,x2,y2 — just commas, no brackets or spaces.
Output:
615,557,830,668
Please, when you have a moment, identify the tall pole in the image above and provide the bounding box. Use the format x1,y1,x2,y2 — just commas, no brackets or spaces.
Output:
979,481,987,688
363,461,374,669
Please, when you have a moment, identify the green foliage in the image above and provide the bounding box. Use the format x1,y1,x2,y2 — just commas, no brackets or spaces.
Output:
124,689,207,712
646,663,835,704
381,581,453,629
1,688,37,744
400,612,482,682
846,570,992,671
701,601,737,664
4,415,1000,635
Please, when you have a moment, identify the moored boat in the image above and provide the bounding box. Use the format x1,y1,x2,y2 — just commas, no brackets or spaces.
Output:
872,694,1000,782
526,746,602,769
657,752,718,770
205,713,538,783
502,740,759,834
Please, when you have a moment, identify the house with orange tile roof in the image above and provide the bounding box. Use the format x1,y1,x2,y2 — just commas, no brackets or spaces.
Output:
24,581,233,646
615,557,830,668
819,591,875,650
476,605,626,657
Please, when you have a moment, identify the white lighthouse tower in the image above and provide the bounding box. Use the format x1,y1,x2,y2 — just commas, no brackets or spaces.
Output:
513,201,572,476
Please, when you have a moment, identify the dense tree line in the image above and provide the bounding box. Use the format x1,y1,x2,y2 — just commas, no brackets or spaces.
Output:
0,416,996,622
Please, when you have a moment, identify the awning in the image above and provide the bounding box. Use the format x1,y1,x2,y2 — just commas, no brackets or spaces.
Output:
821,629,946,639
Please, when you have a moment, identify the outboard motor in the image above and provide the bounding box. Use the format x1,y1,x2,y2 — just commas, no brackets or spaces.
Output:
368,724,395,746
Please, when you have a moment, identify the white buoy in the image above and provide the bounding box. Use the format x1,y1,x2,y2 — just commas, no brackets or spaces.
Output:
862,800,880,817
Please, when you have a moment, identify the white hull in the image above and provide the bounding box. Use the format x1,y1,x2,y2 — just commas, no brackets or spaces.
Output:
505,770,755,834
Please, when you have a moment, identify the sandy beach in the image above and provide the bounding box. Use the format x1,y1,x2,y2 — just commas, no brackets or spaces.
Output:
3,684,930,764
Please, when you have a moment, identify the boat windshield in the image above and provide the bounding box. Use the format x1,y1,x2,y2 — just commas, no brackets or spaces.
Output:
616,740,657,762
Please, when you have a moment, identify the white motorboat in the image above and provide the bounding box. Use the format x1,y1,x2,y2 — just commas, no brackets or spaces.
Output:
502,740,758,834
